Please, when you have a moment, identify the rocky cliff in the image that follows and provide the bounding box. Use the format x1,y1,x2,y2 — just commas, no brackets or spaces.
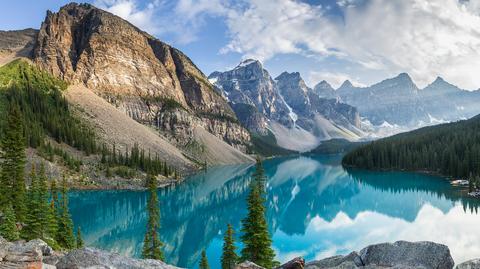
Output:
32,3,250,155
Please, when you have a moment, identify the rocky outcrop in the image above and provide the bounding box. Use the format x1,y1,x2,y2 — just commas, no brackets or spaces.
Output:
306,241,454,269
0,237,54,268
457,259,480,269
0,29,38,65
56,248,181,269
32,3,251,154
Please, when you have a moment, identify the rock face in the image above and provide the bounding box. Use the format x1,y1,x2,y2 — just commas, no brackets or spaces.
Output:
457,259,480,269
0,237,54,269
56,248,182,269
0,29,38,65
32,3,250,154
305,241,454,269
209,60,363,152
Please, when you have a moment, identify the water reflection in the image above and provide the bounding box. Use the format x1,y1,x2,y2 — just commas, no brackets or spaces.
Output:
69,155,480,268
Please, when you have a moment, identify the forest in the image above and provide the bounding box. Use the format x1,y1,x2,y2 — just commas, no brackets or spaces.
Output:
342,115,480,179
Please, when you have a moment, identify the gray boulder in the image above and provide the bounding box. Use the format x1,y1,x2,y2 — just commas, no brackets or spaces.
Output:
235,261,266,269
56,247,183,269
306,252,362,269
359,241,454,269
276,257,305,269
456,259,480,269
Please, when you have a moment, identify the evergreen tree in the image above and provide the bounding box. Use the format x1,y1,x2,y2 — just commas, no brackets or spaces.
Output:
142,175,164,260
0,104,27,222
23,165,41,239
240,159,276,269
221,224,239,269
56,177,75,249
0,203,19,241
199,249,210,269
46,200,58,240
76,227,84,248
37,164,51,237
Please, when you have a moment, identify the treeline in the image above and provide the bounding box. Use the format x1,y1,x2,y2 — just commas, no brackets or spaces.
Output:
0,104,81,250
342,115,480,178
0,59,178,178
143,158,279,269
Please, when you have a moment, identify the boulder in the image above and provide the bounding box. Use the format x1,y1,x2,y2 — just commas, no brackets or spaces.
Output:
0,236,11,261
56,247,183,269
305,252,362,269
359,241,454,269
456,259,480,269
3,239,44,263
235,261,266,269
276,257,306,269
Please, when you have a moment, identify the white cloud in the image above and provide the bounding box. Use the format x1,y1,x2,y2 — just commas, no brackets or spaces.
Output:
221,0,480,89
94,0,161,35
307,71,366,88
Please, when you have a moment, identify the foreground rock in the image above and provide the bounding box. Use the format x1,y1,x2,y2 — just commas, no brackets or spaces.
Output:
0,237,182,269
456,259,480,269
56,248,181,269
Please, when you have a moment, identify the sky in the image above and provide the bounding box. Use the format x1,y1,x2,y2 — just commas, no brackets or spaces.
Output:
2,0,480,90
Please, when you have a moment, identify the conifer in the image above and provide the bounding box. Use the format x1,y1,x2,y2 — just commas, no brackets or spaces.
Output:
0,104,27,222
221,224,239,269
142,175,164,260
240,159,277,269
76,227,84,248
199,249,210,269
24,165,42,239
56,176,75,249
0,203,19,241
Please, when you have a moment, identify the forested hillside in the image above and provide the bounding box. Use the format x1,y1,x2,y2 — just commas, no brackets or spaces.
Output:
342,115,480,178
0,59,178,184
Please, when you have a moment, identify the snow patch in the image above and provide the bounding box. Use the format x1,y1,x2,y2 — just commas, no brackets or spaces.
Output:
268,122,320,152
236,59,257,68
277,91,298,124
208,77,218,84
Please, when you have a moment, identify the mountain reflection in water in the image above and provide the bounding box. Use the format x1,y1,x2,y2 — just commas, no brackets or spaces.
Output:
69,155,480,268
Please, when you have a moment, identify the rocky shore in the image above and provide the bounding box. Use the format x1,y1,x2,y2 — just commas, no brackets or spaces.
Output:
0,236,478,269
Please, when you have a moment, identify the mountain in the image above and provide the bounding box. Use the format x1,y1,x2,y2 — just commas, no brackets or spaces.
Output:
313,80,337,99
342,114,480,179
317,73,480,129
0,3,255,186
210,61,363,152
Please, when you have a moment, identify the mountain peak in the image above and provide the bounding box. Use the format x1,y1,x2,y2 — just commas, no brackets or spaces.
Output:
395,72,413,82
275,71,301,81
338,80,353,90
315,80,334,90
236,59,262,69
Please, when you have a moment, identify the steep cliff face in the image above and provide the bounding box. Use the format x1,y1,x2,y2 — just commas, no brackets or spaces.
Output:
33,3,250,152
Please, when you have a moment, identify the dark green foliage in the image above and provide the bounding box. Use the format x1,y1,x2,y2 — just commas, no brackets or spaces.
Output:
56,177,75,249
200,249,210,269
240,159,277,269
197,111,239,124
0,203,19,241
221,224,239,269
0,60,96,155
76,227,84,248
142,175,164,260
23,165,42,239
38,142,82,172
308,139,366,155
342,115,480,179
249,130,297,157
0,103,27,222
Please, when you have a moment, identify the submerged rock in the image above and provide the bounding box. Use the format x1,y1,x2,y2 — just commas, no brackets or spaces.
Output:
56,247,182,269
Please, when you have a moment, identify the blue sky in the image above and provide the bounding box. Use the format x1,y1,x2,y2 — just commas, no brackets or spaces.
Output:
2,0,480,90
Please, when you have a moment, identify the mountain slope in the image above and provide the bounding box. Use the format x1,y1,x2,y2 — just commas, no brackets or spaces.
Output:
210,60,362,152
342,114,480,179
32,3,251,157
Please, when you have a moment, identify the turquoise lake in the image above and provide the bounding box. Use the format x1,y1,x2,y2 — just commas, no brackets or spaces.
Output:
68,155,480,268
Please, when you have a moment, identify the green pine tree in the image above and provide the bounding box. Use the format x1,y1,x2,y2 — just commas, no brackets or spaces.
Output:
200,249,210,269
76,227,84,248
46,200,58,240
38,164,51,238
23,165,42,240
142,175,164,260
0,203,19,241
240,159,277,269
221,224,239,269
0,104,27,222
56,176,75,249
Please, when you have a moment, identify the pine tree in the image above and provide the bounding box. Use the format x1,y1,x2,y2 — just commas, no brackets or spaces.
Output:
56,177,75,249
142,175,164,260
240,159,277,269
199,249,210,269
76,227,84,248
0,203,19,241
0,104,27,222
221,224,239,269
23,165,42,240
46,200,58,240
38,164,51,237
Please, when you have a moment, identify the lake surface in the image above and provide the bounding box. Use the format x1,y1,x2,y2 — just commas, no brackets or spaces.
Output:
69,155,480,268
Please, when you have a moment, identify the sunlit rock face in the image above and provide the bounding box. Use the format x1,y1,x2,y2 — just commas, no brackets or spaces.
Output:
32,3,250,152
69,155,480,268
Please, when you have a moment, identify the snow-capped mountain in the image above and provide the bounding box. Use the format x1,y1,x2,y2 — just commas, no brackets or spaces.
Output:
209,60,363,152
